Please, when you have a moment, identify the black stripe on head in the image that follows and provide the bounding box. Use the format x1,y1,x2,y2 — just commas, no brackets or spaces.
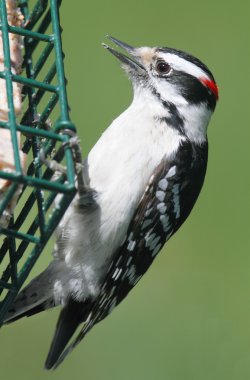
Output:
168,71,217,111
157,47,215,82
151,88,185,134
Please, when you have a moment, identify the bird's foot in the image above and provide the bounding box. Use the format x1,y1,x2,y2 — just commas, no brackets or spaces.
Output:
39,130,94,204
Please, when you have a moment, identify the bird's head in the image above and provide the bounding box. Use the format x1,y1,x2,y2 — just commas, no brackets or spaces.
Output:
103,36,218,143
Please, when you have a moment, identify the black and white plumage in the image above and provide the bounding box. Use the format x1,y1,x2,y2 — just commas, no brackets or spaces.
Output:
4,36,218,369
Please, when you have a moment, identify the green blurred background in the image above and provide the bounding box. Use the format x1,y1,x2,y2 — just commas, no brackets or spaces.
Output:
1,0,250,379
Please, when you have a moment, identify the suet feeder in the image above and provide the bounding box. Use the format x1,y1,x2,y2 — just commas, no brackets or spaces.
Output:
0,0,77,324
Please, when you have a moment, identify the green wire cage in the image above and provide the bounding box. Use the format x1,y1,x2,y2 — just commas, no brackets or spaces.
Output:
0,0,78,324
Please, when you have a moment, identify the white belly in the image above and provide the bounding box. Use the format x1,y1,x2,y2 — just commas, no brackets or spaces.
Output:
54,102,184,301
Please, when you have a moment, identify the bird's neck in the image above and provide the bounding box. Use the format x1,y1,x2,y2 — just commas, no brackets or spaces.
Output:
131,86,211,144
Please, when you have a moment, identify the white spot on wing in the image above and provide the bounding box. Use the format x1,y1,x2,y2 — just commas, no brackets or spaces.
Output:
149,236,161,251
158,178,168,191
152,243,162,257
109,297,118,313
121,268,128,280
157,202,167,214
156,190,165,202
145,233,156,247
127,240,136,251
110,286,116,298
112,267,122,280
127,265,137,284
145,207,153,217
142,219,152,230
165,166,176,178
160,214,170,232
115,255,123,266
112,268,119,279
172,183,180,218
126,256,133,267
99,298,107,308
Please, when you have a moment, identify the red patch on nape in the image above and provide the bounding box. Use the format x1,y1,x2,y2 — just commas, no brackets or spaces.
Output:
200,78,219,100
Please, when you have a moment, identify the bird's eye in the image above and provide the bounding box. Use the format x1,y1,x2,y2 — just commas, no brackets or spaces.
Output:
156,61,171,75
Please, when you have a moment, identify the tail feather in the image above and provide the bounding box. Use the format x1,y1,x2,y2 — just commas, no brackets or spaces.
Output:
45,298,86,370
4,261,90,370
4,262,56,324
5,299,55,324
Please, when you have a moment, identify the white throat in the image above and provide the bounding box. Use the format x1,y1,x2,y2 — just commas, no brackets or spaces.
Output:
132,84,211,144
180,102,211,143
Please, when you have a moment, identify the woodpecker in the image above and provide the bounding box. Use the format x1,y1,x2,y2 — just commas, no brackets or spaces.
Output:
4,36,218,369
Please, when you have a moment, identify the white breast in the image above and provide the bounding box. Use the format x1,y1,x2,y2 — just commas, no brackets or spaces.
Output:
54,96,184,301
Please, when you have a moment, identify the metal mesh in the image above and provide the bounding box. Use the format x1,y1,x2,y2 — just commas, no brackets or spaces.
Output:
0,0,77,324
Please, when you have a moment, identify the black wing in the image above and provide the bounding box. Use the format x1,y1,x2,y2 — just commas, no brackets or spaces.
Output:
53,140,208,368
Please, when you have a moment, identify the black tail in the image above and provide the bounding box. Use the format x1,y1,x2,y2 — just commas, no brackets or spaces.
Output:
5,299,54,324
45,298,87,370
4,261,57,324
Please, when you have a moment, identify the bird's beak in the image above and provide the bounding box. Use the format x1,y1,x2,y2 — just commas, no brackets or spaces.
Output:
102,36,146,74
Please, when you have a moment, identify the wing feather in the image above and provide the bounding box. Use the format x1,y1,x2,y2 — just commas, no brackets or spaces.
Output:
51,141,208,369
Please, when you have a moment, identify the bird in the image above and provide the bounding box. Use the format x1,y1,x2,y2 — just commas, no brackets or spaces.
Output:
4,36,218,369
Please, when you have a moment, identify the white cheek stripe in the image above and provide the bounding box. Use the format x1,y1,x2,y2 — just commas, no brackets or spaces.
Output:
159,52,209,80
